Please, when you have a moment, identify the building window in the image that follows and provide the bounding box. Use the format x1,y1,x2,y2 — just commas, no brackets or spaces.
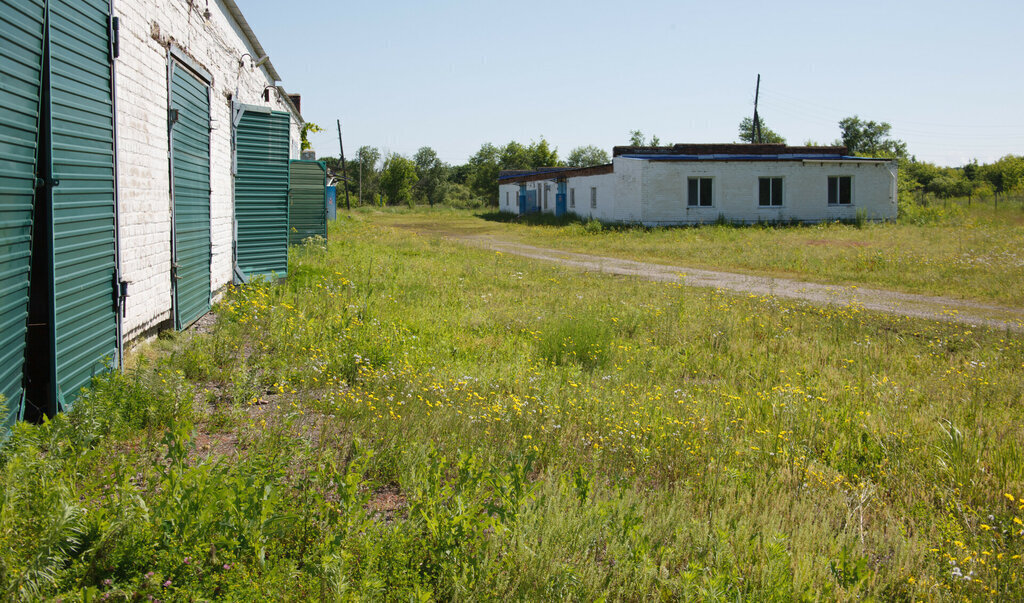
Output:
569,187,575,208
828,176,852,205
687,177,712,207
759,177,783,207
590,187,597,209
505,191,509,206
544,184,549,209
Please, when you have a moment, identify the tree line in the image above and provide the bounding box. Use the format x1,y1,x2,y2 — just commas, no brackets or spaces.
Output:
320,138,610,208
740,115,1024,203
318,120,1021,208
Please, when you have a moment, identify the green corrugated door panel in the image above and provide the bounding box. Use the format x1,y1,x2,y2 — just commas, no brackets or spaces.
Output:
288,160,326,245
0,0,46,426
47,0,118,411
170,63,211,329
235,108,290,279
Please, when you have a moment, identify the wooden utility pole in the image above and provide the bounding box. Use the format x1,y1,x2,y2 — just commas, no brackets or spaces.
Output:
337,119,351,210
752,74,762,144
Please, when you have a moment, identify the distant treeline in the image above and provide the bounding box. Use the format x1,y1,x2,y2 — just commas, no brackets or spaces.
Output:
319,118,1022,207
320,139,607,208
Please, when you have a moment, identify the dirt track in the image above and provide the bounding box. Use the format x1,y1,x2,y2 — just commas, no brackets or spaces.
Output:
421,230,1024,333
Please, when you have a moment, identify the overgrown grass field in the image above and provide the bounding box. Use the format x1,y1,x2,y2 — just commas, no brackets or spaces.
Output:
373,199,1024,306
1,214,1022,600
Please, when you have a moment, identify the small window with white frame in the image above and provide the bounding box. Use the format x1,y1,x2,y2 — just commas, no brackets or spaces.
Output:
828,176,853,205
569,187,575,208
758,177,783,207
687,177,712,207
590,187,597,209
505,191,509,206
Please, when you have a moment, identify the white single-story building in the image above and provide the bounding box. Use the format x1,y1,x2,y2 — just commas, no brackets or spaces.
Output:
1,0,303,424
498,144,898,225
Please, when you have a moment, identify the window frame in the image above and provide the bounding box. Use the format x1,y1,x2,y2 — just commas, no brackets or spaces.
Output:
687,177,713,207
590,186,597,209
569,187,575,208
758,177,784,207
828,175,854,205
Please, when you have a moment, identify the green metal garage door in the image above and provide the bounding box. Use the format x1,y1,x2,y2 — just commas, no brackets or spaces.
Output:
0,0,46,427
234,105,290,280
288,160,326,245
47,0,119,413
170,61,211,329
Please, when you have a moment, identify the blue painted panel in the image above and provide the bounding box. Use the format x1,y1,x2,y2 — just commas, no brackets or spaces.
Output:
326,185,336,220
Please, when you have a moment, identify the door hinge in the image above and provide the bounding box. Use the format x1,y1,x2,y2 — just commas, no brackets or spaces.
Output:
34,177,60,189
110,16,120,59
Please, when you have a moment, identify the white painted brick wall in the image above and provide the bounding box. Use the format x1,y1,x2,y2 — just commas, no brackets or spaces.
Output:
637,158,898,225
114,0,302,342
497,157,896,226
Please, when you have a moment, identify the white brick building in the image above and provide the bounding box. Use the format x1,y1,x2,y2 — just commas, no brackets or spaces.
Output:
499,144,898,225
115,0,302,342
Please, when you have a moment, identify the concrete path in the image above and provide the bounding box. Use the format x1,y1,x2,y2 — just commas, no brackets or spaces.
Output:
452,235,1024,333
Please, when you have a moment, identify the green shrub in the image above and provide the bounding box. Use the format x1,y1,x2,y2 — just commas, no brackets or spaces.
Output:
898,200,965,225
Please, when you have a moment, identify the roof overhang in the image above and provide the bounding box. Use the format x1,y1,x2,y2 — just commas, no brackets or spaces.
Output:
497,164,614,184
221,0,282,81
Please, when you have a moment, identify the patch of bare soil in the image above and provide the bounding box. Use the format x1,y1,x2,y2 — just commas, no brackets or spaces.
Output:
189,311,219,334
193,429,241,460
367,484,407,523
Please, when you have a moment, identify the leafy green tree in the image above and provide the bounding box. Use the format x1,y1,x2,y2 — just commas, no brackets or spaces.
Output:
566,145,610,168
499,141,531,170
462,138,564,204
346,146,380,205
526,137,560,167
413,146,449,206
737,117,786,144
468,142,501,203
836,116,908,157
448,163,473,185
628,130,661,146
379,154,418,206
979,155,1024,193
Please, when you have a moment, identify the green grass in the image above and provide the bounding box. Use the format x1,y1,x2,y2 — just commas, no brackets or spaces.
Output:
371,199,1024,306
0,216,1022,600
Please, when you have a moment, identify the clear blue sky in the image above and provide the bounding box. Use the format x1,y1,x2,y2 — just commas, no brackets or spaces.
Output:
239,0,1023,167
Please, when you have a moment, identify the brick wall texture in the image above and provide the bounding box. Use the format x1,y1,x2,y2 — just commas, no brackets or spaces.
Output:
114,0,301,342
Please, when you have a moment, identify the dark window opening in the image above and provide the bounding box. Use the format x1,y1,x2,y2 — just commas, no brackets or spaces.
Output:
828,176,852,205
759,177,783,206
688,177,712,207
